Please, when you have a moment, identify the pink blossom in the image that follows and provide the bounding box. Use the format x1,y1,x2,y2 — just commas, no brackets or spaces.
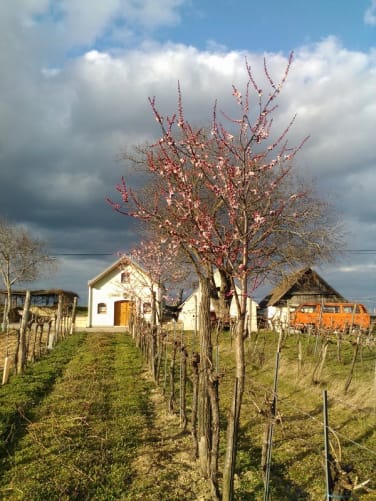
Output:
253,213,265,224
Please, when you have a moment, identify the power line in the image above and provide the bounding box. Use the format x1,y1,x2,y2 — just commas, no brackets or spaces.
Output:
51,252,116,256
344,250,376,253
49,249,376,254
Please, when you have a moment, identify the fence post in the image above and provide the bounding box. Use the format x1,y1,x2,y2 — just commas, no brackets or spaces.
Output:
323,389,333,500
56,293,63,340
263,348,280,501
1,297,7,332
17,290,31,374
374,360,376,414
69,296,78,334
2,355,11,385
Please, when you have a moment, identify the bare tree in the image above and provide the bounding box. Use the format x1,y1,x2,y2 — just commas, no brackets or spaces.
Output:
0,218,57,331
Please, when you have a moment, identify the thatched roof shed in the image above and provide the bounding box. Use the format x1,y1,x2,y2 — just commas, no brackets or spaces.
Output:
259,268,346,309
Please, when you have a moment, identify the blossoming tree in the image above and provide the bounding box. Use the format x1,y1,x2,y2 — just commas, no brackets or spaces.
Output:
124,239,190,380
108,53,340,500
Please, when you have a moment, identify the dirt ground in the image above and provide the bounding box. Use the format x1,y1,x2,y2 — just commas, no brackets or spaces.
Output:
129,380,213,500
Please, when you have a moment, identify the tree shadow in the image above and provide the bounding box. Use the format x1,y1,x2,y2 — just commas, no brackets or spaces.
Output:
235,429,311,500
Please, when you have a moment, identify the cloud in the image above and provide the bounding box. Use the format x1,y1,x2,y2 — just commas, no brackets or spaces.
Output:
364,0,376,25
0,3,375,304
0,0,188,58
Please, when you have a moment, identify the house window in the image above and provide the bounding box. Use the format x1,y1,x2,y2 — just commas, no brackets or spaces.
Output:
301,305,316,313
322,305,340,313
97,303,107,314
343,305,360,314
121,271,130,283
143,302,151,313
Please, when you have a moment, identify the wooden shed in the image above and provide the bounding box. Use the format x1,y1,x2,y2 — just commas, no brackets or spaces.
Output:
0,289,78,322
258,267,346,330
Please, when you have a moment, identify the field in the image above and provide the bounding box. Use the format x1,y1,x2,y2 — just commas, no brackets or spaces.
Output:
230,330,376,499
0,328,375,500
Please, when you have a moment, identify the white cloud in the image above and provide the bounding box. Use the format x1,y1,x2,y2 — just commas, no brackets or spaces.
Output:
4,0,188,51
364,0,376,25
0,1,375,304
338,264,376,273
2,36,376,228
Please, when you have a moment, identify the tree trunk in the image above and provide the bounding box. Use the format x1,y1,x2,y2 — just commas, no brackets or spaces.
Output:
163,336,169,395
150,291,158,381
180,345,188,431
197,275,220,500
222,313,246,501
155,329,165,384
207,374,220,499
217,269,232,323
197,276,212,479
169,341,177,413
191,351,200,457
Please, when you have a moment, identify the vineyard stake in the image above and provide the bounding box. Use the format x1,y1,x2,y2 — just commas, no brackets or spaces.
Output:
323,389,333,500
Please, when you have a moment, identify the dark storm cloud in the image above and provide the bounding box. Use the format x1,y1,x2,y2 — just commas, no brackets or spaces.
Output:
0,2,375,304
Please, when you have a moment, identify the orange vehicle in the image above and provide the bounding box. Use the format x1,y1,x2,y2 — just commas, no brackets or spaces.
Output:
290,302,370,332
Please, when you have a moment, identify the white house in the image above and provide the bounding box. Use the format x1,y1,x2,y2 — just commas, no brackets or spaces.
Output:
87,257,160,328
179,273,258,332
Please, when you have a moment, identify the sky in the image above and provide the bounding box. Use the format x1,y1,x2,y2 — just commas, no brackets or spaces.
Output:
0,0,375,308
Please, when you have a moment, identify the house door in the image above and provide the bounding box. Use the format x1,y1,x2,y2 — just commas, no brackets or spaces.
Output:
114,300,133,326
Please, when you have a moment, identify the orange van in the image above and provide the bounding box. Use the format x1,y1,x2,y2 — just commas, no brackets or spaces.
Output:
290,302,370,332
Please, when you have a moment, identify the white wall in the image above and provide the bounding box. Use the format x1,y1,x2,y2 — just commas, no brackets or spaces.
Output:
266,305,291,332
179,293,199,332
88,262,157,327
179,287,258,332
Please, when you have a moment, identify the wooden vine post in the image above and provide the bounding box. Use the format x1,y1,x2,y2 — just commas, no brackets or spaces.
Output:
262,332,282,500
69,296,78,334
323,390,355,499
56,293,63,342
180,343,188,431
323,390,333,500
169,340,177,413
17,290,31,374
191,351,200,457
343,334,361,393
2,298,11,385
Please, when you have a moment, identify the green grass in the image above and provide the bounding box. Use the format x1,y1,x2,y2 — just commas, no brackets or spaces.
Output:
0,328,375,500
216,330,376,500
140,327,376,499
0,333,86,457
0,332,153,500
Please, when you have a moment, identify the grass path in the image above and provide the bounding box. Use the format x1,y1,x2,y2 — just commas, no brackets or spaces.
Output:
0,332,208,501
1,331,375,499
